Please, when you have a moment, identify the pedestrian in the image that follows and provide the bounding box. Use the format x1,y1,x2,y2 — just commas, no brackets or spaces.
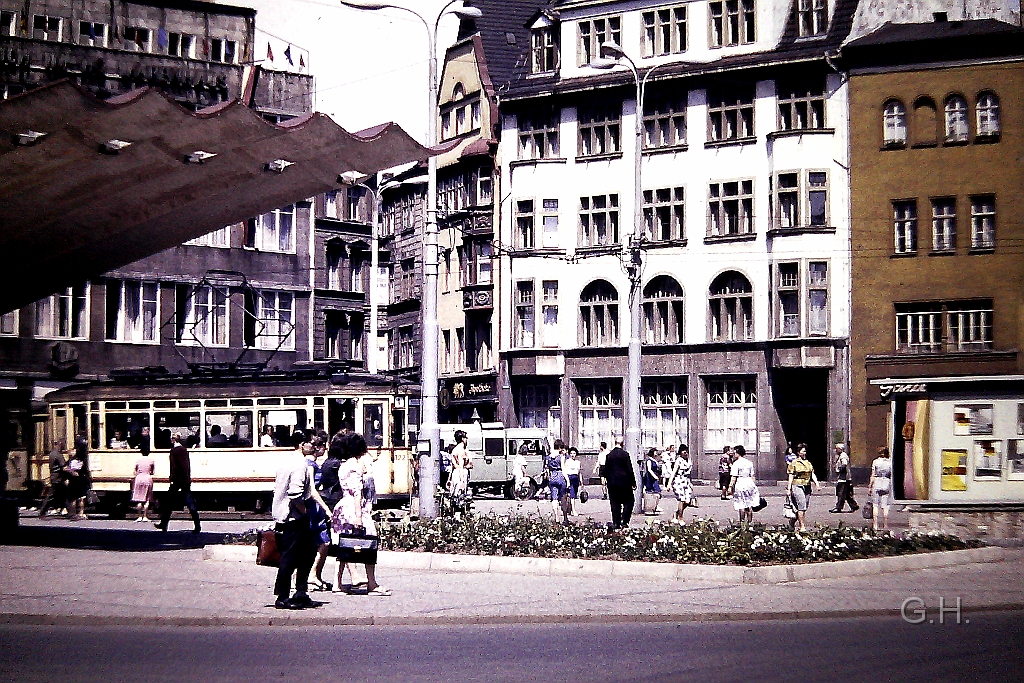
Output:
303,437,334,592
869,446,893,532
784,444,797,465
727,445,761,526
272,433,319,609
596,441,610,500
641,448,662,515
332,433,390,596
830,443,859,513
546,440,570,524
131,434,156,522
66,446,88,520
786,443,820,532
661,445,676,487
667,444,695,522
512,443,530,497
38,440,70,518
447,430,471,498
603,438,636,529
563,446,582,515
154,433,201,533
718,446,733,500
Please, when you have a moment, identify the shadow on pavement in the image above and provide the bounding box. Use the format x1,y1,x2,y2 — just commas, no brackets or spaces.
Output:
2,525,225,553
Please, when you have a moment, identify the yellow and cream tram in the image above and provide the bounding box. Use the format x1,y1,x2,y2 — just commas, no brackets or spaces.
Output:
44,367,418,512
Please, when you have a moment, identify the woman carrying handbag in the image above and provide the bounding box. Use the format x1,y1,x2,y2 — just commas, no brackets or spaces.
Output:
331,433,390,596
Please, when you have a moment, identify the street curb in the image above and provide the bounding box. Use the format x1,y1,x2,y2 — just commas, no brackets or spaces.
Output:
3,603,1022,628
202,544,1016,584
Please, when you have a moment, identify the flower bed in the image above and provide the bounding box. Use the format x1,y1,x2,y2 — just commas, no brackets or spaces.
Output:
376,514,980,566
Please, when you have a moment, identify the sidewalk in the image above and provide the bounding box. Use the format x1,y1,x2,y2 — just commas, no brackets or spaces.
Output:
2,523,1021,626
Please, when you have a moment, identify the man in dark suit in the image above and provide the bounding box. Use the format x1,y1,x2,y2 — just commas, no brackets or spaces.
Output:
603,438,637,529
155,433,201,533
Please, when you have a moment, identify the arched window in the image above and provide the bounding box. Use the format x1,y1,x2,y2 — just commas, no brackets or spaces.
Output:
977,92,1000,137
882,99,906,146
911,97,937,146
643,276,684,344
452,83,466,101
579,280,618,347
709,272,752,341
944,95,968,143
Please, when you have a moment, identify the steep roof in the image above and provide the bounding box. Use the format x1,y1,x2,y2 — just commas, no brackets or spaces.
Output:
842,18,1024,68
456,0,541,98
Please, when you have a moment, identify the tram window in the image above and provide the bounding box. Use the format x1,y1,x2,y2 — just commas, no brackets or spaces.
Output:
154,400,176,408
392,409,406,447
257,398,281,406
314,408,325,433
154,412,201,449
364,402,385,448
231,399,253,406
205,399,229,408
90,402,100,410
90,414,100,449
179,400,201,408
258,409,307,447
313,397,325,405
105,413,150,449
206,411,252,448
105,402,126,410
284,398,306,406
128,402,150,410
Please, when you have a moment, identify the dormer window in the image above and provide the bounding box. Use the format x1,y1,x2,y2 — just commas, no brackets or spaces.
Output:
530,16,558,73
796,0,827,37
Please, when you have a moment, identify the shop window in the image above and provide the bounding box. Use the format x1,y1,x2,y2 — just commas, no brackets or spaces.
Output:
641,379,688,450
931,199,956,252
642,276,684,344
577,381,622,450
641,6,687,57
705,379,756,452
893,200,917,254
976,92,1000,138
708,88,754,142
944,95,969,143
577,15,621,66
708,180,754,237
882,100,906,146
531,19,558,73
796,0,827,37
578,102,621,158
952,405,994,436
106,280,159,344
643,92,687,149
643,187,684,241
541,280,559,346
1008,438,1024,481
970,195,995,250
709,0,755,48
579,194,620,247
517,384,561,443
777,80,825,131
709,271,753,341
579,280,619,347
515,280,535,348
35,285,88,339
518,108,560,160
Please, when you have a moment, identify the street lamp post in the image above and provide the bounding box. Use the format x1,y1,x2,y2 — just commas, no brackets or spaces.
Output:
339,1,481,519
593,43,678,512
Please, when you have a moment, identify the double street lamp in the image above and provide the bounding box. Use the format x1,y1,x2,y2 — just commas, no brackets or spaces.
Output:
339,1,482,519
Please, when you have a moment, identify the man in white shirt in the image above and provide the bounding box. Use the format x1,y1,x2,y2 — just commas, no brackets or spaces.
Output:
596,441,610,500
512,445,529,494
272,442,315,610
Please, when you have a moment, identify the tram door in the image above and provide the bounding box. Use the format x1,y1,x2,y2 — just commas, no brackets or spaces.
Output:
363,402,385,448
328,398,356,436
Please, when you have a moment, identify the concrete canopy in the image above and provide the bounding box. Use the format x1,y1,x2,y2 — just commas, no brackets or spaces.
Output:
0,81,444,314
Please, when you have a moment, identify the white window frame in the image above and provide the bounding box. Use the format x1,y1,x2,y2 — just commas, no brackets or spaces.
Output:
777,81,825,131
807,261,829,336
184,226,230,248
541,280,559,347
250,205,296,253
776,262,800,338
78,21,107,47
709,0,755,48
708,89,754,141
641,6,687,58
578,15,621,66
106,280,159,344
531,21,558,74
705,378,757,453
883,100,907,146
477,167,493,205
577,381,623,451
796,0,827,37
579,281,619,347
708,180,754,237
643,186,685,242
970,195,995,250
643,93,686,149
167,32,195,58
514,280,535,348
578,102,621,157
896,301,993,354
32,15,63,42
976,93,1000,137
518,384,561,443
579,194,620,247
1,11,17,37
893,200,917,254
541,199,560,249
515,199,535,249
34,285,89,340
255,291,295,351
0,309,18,336
123,26,151,52
641,379,688,451
773,170,828,229
944,95,969,143
210,38,237,64
931,198,956,252
177,285,228,347
709,272,753,341
518,109,560,160
642,276,684,344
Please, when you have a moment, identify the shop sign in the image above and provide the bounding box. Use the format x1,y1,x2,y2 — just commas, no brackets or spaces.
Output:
443,377,497,402
879,383,927,399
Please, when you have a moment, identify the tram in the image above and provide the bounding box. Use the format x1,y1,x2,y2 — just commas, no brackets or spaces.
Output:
43,365,419,512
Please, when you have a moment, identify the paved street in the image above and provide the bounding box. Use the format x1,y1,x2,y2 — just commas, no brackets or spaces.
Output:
3,613,1023,683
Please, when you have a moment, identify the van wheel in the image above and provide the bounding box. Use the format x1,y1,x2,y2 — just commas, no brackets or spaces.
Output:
512,481,537,501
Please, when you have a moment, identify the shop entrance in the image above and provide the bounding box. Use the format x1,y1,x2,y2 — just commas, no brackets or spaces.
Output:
771,368,829,479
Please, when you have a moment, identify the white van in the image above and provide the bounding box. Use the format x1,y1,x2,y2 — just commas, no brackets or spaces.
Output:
438,423,551,499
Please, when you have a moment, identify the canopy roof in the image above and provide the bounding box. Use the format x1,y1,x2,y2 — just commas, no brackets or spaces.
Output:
0,81,444,313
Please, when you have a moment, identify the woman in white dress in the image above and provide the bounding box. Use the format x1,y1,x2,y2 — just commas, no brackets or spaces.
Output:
668,444,695,523
727,445,760,525
868,446,893,532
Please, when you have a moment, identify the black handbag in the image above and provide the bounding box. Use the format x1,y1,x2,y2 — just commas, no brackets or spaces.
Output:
329,532,379,565
579,489,589,504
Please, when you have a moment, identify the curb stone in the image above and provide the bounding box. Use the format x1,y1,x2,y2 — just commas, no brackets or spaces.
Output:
202,545,1014,584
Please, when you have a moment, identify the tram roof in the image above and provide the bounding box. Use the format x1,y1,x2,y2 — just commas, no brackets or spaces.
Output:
0,81,452,314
